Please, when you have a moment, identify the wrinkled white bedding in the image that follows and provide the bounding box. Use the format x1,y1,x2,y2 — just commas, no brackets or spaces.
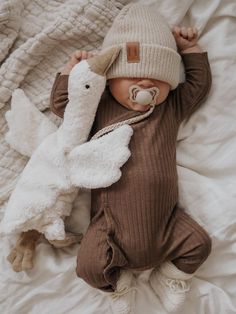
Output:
1,0,236,313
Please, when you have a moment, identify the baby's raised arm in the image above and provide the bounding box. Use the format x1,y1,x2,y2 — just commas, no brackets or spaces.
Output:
170,27,212,123
50,50,95,117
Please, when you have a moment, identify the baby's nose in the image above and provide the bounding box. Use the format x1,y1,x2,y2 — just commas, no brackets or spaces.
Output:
137,79,155,88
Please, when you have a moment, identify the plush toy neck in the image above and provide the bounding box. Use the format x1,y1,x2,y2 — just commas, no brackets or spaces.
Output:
57,90,100,152
55,46,121,152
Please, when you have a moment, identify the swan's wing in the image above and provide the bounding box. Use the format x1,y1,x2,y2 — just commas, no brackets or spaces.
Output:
68,125,133,189
5,89,57,157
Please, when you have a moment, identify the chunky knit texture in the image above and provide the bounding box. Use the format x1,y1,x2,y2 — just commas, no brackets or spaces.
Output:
0,0,128,217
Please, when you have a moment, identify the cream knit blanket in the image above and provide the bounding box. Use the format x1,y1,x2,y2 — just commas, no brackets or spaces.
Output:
0,0,129,217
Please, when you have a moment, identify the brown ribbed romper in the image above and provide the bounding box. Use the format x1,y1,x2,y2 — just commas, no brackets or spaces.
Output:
50,52,212,292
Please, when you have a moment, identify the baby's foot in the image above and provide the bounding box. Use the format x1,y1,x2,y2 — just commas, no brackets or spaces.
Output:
149,262,194,312
109,270,137,314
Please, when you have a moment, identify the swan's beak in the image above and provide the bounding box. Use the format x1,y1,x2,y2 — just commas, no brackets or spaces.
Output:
87,46,121,76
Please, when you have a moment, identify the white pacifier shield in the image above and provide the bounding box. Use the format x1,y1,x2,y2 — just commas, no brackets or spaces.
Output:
129,85,160,106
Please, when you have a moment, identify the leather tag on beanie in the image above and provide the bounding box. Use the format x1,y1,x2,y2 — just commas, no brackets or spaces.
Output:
126,42,140,63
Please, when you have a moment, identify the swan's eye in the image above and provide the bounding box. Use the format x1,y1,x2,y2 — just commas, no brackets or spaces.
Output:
85,84,90,89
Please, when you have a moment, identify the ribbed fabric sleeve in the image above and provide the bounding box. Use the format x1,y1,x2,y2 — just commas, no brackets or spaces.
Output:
170,52,212,123
50,73,68,118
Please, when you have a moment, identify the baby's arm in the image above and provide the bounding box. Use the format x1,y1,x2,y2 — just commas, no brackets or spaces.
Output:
50,50,94,118
171,27,212,123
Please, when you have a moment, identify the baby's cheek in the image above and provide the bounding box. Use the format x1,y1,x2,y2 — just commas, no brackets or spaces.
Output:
157,87,170,104
113,86,129,102
117,90,128,104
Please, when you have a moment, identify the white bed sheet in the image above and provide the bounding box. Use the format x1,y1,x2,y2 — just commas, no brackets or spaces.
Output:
1,0,236,313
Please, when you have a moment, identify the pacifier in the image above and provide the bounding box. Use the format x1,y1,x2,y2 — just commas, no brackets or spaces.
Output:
129,85,160,106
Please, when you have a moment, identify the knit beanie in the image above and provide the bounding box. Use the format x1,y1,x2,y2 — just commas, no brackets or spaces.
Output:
102,3,181,90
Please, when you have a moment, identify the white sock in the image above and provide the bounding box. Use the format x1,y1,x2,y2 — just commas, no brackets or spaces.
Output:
132,268,154,282
109,270,137,314
149,261,194,312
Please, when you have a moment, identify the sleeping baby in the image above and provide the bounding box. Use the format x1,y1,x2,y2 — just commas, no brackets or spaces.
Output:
8,3,212,314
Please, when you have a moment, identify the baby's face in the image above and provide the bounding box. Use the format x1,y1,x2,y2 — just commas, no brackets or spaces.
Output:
108,77,170,112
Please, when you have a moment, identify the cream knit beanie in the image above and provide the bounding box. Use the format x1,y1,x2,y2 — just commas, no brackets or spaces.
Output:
102,3,181,90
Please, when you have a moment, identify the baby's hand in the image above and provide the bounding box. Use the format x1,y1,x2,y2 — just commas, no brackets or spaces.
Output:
61,50,95,75
172,26,202,54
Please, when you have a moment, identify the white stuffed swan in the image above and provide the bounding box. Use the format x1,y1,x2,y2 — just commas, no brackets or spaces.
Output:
1,47,133,241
